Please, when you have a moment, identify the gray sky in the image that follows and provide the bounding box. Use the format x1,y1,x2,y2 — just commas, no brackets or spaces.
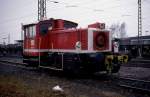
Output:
0,0,150,44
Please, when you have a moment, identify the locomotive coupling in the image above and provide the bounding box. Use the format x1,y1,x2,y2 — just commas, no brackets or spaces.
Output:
105,54,129,74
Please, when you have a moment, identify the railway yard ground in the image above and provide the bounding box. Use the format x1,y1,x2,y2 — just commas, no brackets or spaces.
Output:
0,55,150,97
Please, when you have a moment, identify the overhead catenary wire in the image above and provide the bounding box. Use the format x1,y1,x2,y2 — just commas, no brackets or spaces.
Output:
0,13,36,24
0,0,141,24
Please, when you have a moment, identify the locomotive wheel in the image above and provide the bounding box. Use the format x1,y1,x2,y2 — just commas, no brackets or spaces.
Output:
111,63,120,73
106,63,120,74
23,56,39,67
63,60,81,76
112,56,120,73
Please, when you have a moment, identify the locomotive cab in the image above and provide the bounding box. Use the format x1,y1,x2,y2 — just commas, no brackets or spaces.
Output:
23,19,53,65
23,23,37,55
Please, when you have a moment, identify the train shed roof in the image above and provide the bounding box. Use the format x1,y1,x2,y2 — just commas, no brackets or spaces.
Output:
120,35,150,45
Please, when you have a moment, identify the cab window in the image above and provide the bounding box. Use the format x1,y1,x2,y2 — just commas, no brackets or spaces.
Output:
40,24,51,35
25,25,36,38
25,28,29,38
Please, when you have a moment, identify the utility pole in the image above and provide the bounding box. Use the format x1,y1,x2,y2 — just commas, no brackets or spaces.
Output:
38,0,47,21
21,23,23,41
8,33,10,44
2,38,6,45
138,0,142,57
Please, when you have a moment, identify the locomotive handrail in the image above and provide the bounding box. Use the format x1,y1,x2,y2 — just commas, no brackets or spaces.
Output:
38,37,41,67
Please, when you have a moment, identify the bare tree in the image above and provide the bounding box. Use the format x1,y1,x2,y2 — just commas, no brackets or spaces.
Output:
110,22,120,38
110,22,127,38
120,22,127,38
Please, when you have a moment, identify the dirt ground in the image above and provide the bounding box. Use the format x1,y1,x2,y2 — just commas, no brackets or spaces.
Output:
0,75,127,97
0,75,67,97
0,62,149,97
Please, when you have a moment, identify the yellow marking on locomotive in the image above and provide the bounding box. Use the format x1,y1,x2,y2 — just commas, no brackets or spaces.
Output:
122,55,128,63
105,55,114,74
118,55,128,64
118,55,123,63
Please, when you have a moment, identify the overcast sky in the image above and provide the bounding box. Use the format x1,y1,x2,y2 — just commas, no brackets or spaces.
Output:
0,0,150,44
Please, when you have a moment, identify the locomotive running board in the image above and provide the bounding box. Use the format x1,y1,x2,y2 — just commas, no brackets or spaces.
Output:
39,65,63,71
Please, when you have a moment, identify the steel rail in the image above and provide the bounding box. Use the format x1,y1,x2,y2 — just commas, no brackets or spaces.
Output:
117,77,150,93
0,60,36,70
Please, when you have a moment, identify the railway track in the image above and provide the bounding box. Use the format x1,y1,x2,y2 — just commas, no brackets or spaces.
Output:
1,57,150,94
117,77,150,93
0,59,37,70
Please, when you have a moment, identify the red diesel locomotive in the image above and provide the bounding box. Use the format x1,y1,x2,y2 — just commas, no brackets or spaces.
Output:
23,18,122,74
